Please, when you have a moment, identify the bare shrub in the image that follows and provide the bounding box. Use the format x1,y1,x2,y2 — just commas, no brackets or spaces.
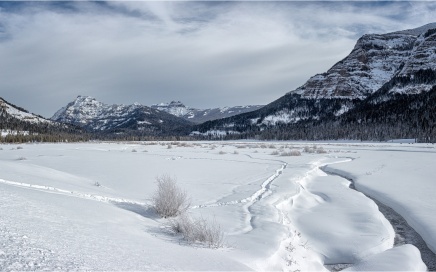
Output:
233,150,239,155
290,149,302,156
236,145,247,149
218,151,226,155
17,156,27,160
142,142,157,146
303,146,315,153
16,146,24,150
131,149,137,152
259,144,267,149
167,144,172,149
178,142,192,147
152,175,190,218
316,147,327,154
271,150,280,155
280,149,301,156
168,214,224,248
268,144,276,149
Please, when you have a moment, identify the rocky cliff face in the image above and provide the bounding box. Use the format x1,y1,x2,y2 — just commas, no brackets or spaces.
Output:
294,23,436,99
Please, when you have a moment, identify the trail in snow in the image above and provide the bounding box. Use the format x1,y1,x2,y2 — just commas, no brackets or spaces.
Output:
0,178,145,206
192,163,286,209
192,160,287,236
321,163,436,271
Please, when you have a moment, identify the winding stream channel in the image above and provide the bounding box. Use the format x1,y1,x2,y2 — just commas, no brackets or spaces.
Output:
321,163,436,271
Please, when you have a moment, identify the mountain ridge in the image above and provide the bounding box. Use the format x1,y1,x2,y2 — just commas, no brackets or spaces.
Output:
151,101,263,123
194,23,436,142
51,95,193,135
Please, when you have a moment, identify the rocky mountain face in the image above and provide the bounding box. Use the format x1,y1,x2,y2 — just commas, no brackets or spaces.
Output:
194,23,436,142
151,101,263,124
51,96,193,135
296,23,436,99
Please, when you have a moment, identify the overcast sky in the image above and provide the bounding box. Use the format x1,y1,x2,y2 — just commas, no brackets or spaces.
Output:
0,1,435,118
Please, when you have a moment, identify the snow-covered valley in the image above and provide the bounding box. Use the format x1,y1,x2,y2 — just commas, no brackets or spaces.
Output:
0,141,434,271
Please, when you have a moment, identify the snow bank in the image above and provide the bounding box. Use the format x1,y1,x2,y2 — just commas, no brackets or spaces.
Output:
344,244,427,271
286,159,394,264
324,145,436,253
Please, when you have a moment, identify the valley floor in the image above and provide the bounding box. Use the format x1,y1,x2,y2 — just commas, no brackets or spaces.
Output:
0,141,434,271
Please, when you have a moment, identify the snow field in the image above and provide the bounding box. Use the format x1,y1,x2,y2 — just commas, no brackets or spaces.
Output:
0,141,433,270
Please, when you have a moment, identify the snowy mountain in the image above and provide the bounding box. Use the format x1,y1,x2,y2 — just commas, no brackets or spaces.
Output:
194,23,436,141
295,22,436,99
51,96,193,134
0,97,52,125
0,97,85,140
151,101,263,124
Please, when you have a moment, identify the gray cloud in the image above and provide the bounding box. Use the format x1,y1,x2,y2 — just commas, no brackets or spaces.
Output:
0,1,435,118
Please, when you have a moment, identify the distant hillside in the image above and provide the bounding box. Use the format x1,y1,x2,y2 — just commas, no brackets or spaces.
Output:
151,101,263,124
0,97,86,142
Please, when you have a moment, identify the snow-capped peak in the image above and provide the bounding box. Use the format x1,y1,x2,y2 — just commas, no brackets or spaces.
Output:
291,22,436,99
51,96,192,132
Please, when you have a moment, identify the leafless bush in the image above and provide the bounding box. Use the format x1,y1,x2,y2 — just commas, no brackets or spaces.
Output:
17,156,27,160
131,149,137,152
290,149,301,156
178,142,192,147
281,149,301,156
233,150,239,155
152,175,190,218
167,144,172,149
16,146,24,150
316,147,327,154
271,150,280,155
218,151,226,155
168,214,224,248
236,145,247,149
142,142,157,146
268,144,276,149
303,146,315,153
259,144,267,149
